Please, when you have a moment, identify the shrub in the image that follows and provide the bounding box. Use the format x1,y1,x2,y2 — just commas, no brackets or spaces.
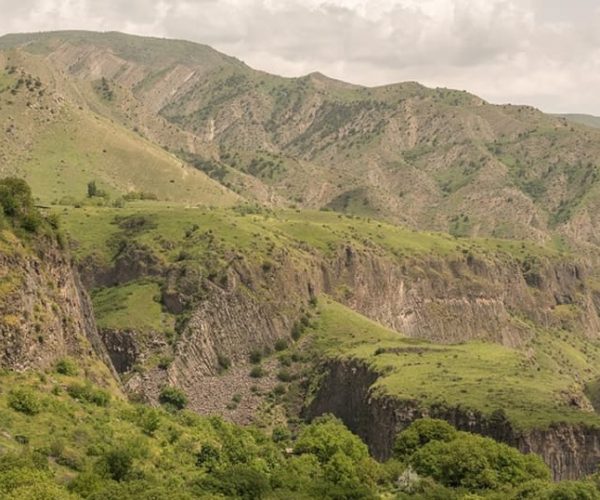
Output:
272,384,286,396
295,415,369,463
159,386,188,410
278,354,292,367
409,430,550,491
272,426,291,443
66,383,110,407
217,353,231,371
0,177,44,233
291,322,303,341
277,368,294,382
548,480,600,500
195,443,221,472
249,349,262,364
138,407,161,435
55,358,78,376
102,448,134,482
157,355,174,370
274,338,288,352
201,464,271,499
8,388,41,415
249,366,266,378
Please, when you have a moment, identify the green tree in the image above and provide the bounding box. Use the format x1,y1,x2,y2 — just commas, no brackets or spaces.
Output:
87,180,98,198
409,431,550,491
295,415,369,463
394,418,457,460
0,177,42,232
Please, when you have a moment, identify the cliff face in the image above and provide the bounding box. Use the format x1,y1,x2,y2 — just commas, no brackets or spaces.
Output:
0,232,113,373
305,358,600,481
91,242,600,402
122,252,322,406
324,247,599,346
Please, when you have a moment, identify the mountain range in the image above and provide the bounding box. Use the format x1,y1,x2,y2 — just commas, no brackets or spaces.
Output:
3,30,600,497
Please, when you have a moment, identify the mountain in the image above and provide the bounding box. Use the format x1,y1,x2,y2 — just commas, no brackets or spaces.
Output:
3,30,600,494
3,31,600,248
557,113,600,129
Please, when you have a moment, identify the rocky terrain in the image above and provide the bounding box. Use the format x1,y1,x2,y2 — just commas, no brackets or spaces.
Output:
2,30,600,494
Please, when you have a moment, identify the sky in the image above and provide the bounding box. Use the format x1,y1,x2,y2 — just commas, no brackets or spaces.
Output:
1,0,599,114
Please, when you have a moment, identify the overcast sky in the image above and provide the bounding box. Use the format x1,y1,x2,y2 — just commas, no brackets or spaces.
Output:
1,0,599,114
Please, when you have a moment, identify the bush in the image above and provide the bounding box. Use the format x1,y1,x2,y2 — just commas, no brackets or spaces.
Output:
295,415,369,463
272,426,291,443
55,358,78,376
0,177,44,233
195,443,221,472
102,448,133,481
272,384,286,396
157,355,173,370
200,464,271,499
159,386,188,410
8,388,41,415
548,480,600,500
409,430,550,490
66,383,110,407
217,353,231,371
274,338,288,352
277,368,294,382
291,323,301,341
249,366,266,378
137,407,161,435
249,349,262,364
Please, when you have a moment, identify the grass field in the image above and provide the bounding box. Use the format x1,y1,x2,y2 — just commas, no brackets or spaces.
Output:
0,66,238,207
58,203,561,264
310,299,600,429
92,280,175,335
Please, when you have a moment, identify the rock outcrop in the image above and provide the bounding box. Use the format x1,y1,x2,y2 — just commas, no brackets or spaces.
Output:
0,232,114,374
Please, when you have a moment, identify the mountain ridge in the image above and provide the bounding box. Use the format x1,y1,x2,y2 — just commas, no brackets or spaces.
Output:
3,30,600,251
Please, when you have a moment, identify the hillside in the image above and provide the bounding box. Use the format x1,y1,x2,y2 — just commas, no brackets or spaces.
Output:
0,39,238,206
4,29,600,493
3,31,600,248
557,114,600,129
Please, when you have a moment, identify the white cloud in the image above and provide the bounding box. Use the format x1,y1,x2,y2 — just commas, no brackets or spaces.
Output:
0,0,599,114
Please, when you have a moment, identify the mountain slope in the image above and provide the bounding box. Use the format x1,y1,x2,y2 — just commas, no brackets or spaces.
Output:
556,113,600,129
4,31,600,247
0,43,239,206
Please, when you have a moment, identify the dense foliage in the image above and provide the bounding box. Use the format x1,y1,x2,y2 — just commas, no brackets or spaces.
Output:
1,370,600,500
0,177,44,233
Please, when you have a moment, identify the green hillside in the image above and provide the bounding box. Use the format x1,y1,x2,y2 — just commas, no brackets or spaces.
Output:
0,51,239,206
4,31,600,246
3,30,600,492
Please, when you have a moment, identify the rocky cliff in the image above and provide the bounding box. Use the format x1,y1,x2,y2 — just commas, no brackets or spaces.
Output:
323,246,600,346
305,358,600,481
0,230,114,375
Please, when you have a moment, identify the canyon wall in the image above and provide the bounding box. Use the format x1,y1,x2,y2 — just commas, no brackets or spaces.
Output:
305,358,600,480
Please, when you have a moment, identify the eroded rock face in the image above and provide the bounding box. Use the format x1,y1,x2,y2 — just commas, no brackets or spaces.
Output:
324,248,599,347
0,235,113,373
93,244,600,380
80,241,600,477
305,358,600,481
